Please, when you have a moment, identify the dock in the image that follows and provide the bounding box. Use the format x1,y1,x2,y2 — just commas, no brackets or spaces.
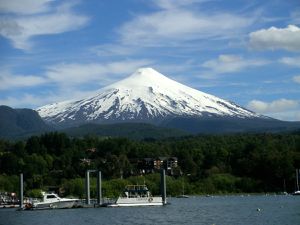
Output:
10,169,167,210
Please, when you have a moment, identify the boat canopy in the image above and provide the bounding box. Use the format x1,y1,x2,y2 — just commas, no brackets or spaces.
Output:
124,185,149,192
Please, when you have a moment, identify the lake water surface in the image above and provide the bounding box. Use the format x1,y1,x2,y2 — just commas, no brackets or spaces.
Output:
1,195,299,225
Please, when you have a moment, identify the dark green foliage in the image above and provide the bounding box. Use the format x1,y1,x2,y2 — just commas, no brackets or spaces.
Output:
25,189,43,198
0,132,299,196
0,175,19,192
162,116,300,134
62,123,188,140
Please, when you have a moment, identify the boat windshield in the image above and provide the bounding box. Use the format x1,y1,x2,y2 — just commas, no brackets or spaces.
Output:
46,195,57,199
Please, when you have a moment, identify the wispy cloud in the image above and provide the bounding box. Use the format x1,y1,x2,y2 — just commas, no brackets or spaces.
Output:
119,3,254,46
0,1,89,50
88,0,261,60
0,71,46,90
89,44,137,57
290,10,300,25
249,25,300,51
152,0,208,9
293,75,300,84
0,0,53,15
201,54,269,76
279,56,300,68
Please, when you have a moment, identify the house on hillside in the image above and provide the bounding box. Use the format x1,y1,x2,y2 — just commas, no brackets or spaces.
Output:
138,157,178,176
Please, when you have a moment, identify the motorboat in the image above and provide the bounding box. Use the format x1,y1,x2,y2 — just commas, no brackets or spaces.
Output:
176,194,189,198
292,190,300,195
31,192,79,209
107,185,163,207
176,178,189,198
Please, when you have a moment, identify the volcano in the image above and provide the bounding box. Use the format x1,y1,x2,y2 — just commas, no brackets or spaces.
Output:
37,67,264,128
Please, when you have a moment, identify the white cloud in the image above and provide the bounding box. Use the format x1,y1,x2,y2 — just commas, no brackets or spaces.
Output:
0,72,46,90
247,99,299,114
249,25,300,51
201,54,268,75
0,2,89,50
293,75,300,84
119,7,254,46
279,56,300,68
0,0,53,15
247,98,300,121
90,44,137,57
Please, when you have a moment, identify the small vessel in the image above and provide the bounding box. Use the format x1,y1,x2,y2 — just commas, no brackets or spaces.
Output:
107,185,163,207
292,169,300,196
176,178,189,198
176,194,189,198
293,190,300,195
31,192,79,209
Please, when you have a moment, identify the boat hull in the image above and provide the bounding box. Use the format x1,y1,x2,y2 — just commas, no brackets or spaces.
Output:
33,200,77,209
176,195,189,198
112,196,163,207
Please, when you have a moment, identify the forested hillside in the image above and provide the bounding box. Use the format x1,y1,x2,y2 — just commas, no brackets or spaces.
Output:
0,105,50,138
1,131,299,197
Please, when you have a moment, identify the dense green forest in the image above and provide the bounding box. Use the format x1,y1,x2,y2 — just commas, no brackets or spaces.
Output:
0,131,300,198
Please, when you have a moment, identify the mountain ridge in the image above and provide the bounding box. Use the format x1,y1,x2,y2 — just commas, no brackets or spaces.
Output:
0,105,51,139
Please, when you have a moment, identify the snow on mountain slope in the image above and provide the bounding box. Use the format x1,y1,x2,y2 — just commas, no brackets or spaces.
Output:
37,68,261,126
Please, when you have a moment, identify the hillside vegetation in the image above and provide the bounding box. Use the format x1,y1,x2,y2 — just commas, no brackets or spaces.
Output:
0,131,300,197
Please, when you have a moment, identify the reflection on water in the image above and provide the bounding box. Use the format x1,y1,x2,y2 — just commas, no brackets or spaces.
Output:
0,195,299,225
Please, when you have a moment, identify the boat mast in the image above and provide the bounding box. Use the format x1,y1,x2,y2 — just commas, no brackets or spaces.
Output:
283,179,286,193
182,177,185,195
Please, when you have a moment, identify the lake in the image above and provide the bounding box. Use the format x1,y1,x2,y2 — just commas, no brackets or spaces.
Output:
0,195,299,225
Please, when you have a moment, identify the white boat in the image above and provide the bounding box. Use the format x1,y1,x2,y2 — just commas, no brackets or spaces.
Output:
32,192,78,209
292,190,300,195
107,185,163,207
176,194,189,198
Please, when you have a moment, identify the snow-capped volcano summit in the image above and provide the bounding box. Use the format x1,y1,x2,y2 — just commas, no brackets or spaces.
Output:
37,68,260,126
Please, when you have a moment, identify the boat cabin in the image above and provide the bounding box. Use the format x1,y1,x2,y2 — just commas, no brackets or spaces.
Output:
42,193,61,202
122,185,150,198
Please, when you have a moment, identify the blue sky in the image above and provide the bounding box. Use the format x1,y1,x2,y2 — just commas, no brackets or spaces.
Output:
0,0,300,121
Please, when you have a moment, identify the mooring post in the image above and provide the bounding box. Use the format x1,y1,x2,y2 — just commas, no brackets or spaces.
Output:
19,173,23,209
97,171,102,205
85,170,90,205
160,169,167,205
